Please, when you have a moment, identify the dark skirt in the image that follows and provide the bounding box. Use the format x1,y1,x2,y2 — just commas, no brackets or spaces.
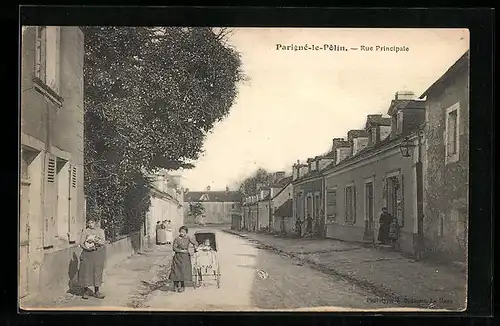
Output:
378,223,390,243
78,246,105,288
168,252,192,282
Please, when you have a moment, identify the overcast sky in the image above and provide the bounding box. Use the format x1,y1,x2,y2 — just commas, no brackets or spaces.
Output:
180,28,469,191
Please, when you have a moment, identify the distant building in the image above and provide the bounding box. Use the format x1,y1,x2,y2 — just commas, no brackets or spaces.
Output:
184,188,243,225
20,26,85,299
292,158,326,237
269,176,293,233
420,50,469,262
144,172,184,246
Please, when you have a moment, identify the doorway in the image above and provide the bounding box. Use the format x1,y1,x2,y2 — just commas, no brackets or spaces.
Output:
364,182,374,240
20,149,37,298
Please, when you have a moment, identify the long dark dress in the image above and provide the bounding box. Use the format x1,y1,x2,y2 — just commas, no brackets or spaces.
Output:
78,227,106,288
169,235,198,282
377,212,392,244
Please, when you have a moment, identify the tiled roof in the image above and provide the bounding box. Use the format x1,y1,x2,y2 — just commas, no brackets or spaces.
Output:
292,169,322,184
270,176,292,188
185,191,243,203
321,131,406,173
274,199,293,217
387,99,426,116
420,50,470,98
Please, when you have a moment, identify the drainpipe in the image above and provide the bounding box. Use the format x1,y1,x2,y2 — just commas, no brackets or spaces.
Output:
416,130,425,259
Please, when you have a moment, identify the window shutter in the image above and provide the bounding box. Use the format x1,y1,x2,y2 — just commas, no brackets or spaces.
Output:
47,156,56,183
54,26,61,94
353,186,357,224
69,165,78,242
382,177,387,208
35,26,47,82
399,174,404,227
344,188,348,223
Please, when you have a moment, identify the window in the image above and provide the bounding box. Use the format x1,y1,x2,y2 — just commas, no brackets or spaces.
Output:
326,189,337,222
445,103,460,163
344,185,356,224
371,127,378,144
397,111,404,134
35,26,61,96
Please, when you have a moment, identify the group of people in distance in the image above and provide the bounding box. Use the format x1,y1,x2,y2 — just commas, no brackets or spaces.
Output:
293,207,400,246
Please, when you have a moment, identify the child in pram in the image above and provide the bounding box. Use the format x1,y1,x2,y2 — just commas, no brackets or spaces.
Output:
193,239,218,285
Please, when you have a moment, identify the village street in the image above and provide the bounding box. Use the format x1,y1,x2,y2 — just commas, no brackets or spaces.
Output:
23,227,465,311
21,228,393,311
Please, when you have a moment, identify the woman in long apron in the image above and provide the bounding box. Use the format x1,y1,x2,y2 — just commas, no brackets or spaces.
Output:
78,217,107,299
168,226,198,292
157,221,167,245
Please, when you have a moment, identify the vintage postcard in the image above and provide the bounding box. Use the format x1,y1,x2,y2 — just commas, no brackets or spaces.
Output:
19,26,469,312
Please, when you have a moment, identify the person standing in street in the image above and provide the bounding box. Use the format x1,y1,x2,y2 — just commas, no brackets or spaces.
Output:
169,226,199,292
78,216,107,300
295,218,303,238
155,221,162,245
306,214,313,235
377,207,392,245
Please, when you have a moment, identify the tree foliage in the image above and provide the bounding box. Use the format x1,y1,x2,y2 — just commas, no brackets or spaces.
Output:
83,27,244,240
188,202,205,219
238,168,274,196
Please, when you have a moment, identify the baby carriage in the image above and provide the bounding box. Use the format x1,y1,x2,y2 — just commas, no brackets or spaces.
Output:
192,231,221,289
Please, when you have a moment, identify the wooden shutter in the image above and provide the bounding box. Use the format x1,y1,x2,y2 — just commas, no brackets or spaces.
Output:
54,26,61,94
382,177,388,208
68,165,78,243
43,154,57,248
353,186,357,224
344,188,348,223
35,26,46,82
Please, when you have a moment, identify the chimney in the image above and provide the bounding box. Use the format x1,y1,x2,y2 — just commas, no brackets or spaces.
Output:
395,91,415,100
275,171,286,182
292,164,299,180
226,186,230,192
332,138,345,151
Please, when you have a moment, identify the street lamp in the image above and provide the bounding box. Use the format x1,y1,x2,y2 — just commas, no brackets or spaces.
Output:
399,136,415,158
399,130,425,260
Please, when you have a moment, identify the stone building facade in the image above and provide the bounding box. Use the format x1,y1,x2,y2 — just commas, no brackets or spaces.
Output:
144,172,184,246
184,189,243,225
420,51,469,261
20,26,85,299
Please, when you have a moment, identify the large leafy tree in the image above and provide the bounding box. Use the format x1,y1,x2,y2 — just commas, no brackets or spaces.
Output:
83,27,244,239
238,168,273,196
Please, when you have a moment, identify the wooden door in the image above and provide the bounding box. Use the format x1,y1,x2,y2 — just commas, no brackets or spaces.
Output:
365,183,374,235
20,155,30,298
43,154,57,248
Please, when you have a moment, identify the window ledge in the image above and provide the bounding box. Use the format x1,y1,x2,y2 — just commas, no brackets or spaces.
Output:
33,78,63,107
43,239,80,253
